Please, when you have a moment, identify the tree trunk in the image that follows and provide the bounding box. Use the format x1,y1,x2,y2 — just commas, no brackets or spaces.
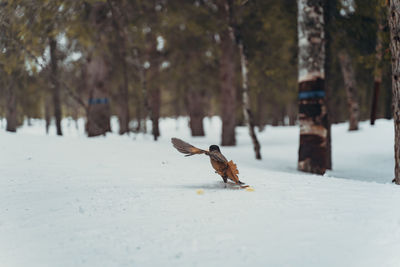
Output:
388,0,400,184
287,102,297,126
297,0,328,175
255,91,265,131
219,0,236,146
85,2,111,137
135,104,142,132
385,86,393,120
5,81,17,132
370,19,384,125
238,42,261,159
338,50,359,131
117,62,130,135
323,0,335,170
85,56,112,137
185,89,206,137
149,87,160,141
49,36,63,136
225,0,261,158
108,0,130,135
371,81,381,125
45,94,51,134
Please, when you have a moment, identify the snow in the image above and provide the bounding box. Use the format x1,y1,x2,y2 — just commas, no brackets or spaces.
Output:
1,117,400,267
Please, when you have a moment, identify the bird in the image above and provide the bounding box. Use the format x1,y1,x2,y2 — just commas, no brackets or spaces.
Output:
171,138,248,187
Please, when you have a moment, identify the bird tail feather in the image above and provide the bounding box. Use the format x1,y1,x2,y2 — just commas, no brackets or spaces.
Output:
171,138,207,156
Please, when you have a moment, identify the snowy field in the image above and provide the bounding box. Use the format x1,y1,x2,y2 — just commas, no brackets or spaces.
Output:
1,117,399,267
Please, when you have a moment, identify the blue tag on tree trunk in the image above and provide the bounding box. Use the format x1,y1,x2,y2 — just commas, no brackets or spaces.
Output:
88,98,109,105
298,90,325,100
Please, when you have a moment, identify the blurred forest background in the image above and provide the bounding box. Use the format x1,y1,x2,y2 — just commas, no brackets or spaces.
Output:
0,0,391,141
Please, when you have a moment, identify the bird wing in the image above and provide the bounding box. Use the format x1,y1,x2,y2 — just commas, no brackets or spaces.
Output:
208,150,228,163
171,138,207,156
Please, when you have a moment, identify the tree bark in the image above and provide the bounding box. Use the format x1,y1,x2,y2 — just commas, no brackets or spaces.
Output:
149,87,160,141
255,91,266,131
388,0,400,184
49,36,63,136
224,0,261,158
370,19,384,125
45,94,51,134
108,0,130,135
385,86,393,120
85,56,112,137
219,0,236,146
297,0,328,175
338,50,359,131
85,2,111,137
5,81,17,132
238,42,261,159
287,102,297,126
185,89,206,137
145,37,161,141
117,57,130,135
323,0,335,170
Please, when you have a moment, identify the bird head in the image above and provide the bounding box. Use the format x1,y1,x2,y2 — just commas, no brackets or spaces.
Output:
209,145,220,152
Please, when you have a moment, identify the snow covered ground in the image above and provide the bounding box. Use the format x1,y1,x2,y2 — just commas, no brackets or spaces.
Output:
1,117,399,267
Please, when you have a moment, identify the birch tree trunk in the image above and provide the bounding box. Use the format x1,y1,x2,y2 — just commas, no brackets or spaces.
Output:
238,42,261,159
370,19,384,125
225,0,261,159
49,36,63,136
388,0,400,184
297,0,328,175
227,0,261,160
219,0,236,146
338,50,359,131
85,2,111,137
85,56,112,137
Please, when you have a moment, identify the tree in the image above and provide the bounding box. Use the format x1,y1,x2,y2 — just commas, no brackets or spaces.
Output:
388,0,400,184
49,36,63,135
185,88,207,136
5,77,17,132
162,0,219,138
85,2,112,137
107,0,130,135
297,0,329,175
26,0,68,136
370,3,386,125
218,0,237,146
338,50,359,131
0,2,28,132
227,0,261,159
323,0,337,170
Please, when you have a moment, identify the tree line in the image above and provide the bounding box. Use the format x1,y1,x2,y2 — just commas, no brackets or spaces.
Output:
1,0,397,178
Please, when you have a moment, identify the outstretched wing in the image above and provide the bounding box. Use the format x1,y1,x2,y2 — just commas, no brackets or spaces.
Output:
171,138,207,156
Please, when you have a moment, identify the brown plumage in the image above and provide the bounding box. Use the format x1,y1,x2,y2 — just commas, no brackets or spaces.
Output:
171,138,246,186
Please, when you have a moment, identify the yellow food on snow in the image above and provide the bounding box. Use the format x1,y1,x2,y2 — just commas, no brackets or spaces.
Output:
196,189,205,195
